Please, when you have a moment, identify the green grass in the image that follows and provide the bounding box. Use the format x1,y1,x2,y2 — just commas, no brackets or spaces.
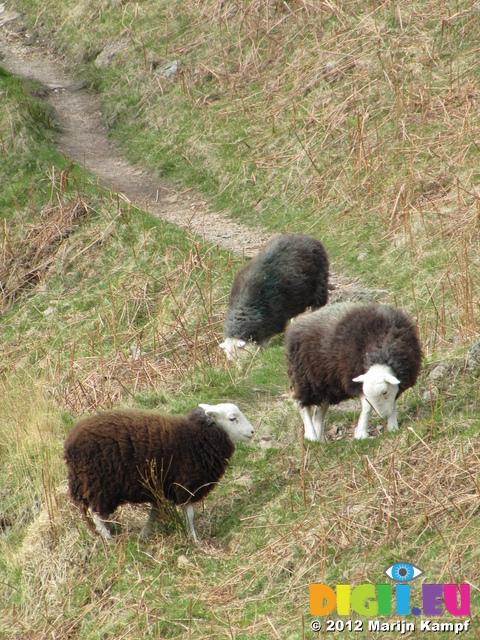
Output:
0,65,63,211
9,3,480,343
1,2,480,638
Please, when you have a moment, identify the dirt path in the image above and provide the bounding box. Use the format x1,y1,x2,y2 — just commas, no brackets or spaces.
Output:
0,19,381,297
0,23,273,258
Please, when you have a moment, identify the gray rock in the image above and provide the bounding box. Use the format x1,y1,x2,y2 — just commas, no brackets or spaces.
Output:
177,554,191,569
94,38,129,69
129,345,145,361
329,287,389,303
428,364,447,380
422,388,438,404
259,434,280,449
322,60,341,83
466,342,480,370
0,10,20,29
159,60,182,78
324,60,337,75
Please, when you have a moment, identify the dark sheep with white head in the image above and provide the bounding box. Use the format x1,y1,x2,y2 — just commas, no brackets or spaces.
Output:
221,233,329,359
64,403,254,542
285,302,422,441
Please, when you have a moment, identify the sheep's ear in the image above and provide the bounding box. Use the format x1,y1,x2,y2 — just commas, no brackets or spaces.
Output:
199,404,218,420
385,373,400,385
352,374,366,383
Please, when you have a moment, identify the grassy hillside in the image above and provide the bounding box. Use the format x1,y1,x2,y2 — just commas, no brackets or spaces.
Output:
11,0,480,342
1,1,480,638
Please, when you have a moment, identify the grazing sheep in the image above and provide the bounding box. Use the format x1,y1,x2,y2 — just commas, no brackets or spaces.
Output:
64,403,255,542
221,234,329,359
285,302,422,441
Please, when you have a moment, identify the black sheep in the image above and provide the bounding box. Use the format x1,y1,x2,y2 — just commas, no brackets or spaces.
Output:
286,302,422,441
221,233,329,359
64,403,254,541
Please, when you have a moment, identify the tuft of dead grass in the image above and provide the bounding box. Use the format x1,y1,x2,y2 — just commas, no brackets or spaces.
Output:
231,429,480,611
50,240,228,413
305,432,480,562
1,197,89,311
59,350,185,413
1,171,232,413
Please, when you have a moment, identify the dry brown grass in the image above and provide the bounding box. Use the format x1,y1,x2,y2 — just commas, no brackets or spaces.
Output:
128,0,480,352
50,243,227,413
1,197,89,311
304,431,480,571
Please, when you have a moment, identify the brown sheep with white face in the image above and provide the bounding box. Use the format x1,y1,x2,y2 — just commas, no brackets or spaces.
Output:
64,404,254,542
286,303,422,441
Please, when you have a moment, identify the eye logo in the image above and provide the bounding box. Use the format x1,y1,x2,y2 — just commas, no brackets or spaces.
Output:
384,562,423,582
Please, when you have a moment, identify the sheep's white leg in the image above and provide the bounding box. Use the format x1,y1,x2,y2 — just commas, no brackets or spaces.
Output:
312,403,329,443
140,504,160,539
89,508,113,540
183,504,198,544
300,406,319,442
354,395,372,440
387,405,398,432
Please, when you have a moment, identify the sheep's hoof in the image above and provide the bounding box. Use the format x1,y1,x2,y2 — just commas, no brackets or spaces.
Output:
354,431,369,440
187,533,201,546
98,529,113,541
89,511,115,539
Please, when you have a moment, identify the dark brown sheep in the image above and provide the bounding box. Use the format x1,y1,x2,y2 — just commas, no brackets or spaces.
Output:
286,302,423,441
221,233,329,359
64,403,254,541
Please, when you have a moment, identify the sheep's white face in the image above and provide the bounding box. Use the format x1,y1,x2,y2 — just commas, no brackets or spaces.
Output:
220,337,270,360
199,403,255,442
353,364,400,420
219,337,249,360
